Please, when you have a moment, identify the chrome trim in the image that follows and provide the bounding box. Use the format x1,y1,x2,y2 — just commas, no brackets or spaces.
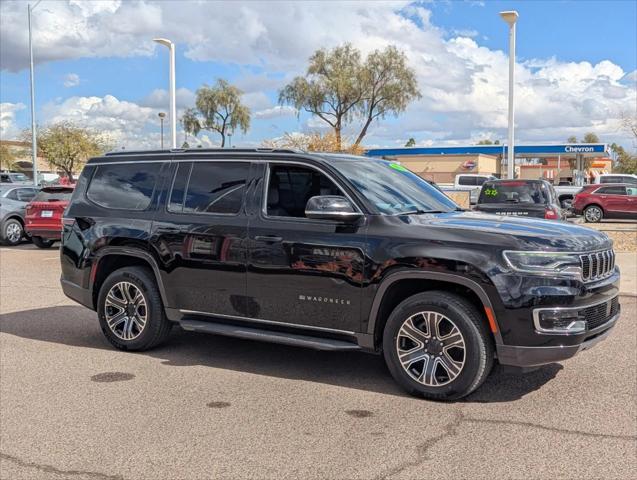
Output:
178,309,356,335
305,210,362,218
532,294,619,336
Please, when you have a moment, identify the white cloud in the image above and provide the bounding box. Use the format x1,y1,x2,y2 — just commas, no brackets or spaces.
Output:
254,106,297,120
0,102,26,139
63,73,80,87
140,87,196,109
1,1,634,149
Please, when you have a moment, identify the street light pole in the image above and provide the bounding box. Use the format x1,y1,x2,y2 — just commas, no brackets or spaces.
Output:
500,10,518,180
153,38,177,149
28,0,42,186
158,112,166,149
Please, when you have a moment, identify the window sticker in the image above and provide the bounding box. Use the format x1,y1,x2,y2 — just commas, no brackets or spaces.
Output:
389,162,409,173
484,187,498,197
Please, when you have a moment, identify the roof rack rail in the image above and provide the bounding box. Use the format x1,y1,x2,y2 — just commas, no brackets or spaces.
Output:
104,147,305,156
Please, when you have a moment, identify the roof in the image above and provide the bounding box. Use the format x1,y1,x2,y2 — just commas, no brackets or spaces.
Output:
365,143,609,158
103,147,303,156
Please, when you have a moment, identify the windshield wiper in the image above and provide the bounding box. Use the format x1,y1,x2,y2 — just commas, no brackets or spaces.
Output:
398,209,447,215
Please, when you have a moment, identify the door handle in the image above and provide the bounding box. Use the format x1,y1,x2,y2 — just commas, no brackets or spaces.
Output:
254,235,283,243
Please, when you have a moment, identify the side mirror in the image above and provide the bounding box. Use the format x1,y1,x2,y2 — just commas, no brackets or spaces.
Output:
305,195,363,222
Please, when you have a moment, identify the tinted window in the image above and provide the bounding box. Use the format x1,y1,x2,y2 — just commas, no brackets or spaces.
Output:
475,176,491,186
600,176,621,184
5,189,18,200
479,181,550,205
168,162,191,212
596,186,626,195
34,188,74,202
16,188,37,202
87,163,160,210
182,162,249,214
458,176,476,186
266,165,342,218
1,174,9,183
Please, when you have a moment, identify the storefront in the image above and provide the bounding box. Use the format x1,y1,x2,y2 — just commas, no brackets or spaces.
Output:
365,143,611,185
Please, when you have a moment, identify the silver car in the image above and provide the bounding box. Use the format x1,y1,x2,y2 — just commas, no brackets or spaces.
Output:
0,186,38,246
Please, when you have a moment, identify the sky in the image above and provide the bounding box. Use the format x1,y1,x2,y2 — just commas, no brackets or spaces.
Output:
1,0,636,152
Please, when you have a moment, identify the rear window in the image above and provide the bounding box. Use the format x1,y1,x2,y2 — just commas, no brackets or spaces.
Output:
457,176,476,186
479,182,550,205
34,188,74,202
87,163,161,210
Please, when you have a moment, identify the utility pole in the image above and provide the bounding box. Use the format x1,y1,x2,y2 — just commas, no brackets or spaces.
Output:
500,10,519,179
153,38,177,149
28,1,42,186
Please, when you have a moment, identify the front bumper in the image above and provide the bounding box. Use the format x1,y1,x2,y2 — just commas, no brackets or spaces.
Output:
497,310,619,367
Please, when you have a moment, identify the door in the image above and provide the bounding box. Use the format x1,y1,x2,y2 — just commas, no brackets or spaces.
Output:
246,162,367,333
625,186,637,216
152,160,251,317
597,186,627,215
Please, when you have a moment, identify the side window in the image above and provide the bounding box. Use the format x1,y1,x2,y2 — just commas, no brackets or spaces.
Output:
168,162,192,212
182,161,249,215
597,186,626,195
600,176,619,184
458,176,475,186
623,176,637,185
475,177,489,186
17,188,36,202
626,187,637,196
87,162,161,210
1,174,10,183
5,189,18,200
265,164,342,218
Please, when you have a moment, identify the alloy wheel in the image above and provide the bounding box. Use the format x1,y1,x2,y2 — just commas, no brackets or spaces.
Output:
585,206,602,222
5,222,22,243
396,311,466,387
104,281,147,341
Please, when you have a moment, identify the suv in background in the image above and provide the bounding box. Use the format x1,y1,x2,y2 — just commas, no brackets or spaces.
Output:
475,179,564,220
0,186,38,245
594,174,637,185
60,149,620,400
25,186,75,248
573,184,637,222
1,172,31,185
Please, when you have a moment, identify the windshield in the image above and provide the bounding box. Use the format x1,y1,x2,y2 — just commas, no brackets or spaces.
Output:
332,158,459,215
479,181,549,205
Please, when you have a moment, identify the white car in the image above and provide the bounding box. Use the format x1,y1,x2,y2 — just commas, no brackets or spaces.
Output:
593,173,637,185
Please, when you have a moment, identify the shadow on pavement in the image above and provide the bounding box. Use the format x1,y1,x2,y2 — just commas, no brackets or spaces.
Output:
1,305,561,402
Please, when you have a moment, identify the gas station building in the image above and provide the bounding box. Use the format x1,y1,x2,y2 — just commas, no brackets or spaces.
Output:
365,144,611,185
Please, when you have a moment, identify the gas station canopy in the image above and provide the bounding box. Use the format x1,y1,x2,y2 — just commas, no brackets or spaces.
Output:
366,143,609,158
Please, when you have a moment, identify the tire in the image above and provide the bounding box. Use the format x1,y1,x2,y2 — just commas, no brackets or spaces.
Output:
1,218,24,246
31,236,55,248
584,205,603,223
383,291,494,401
97,266,172,351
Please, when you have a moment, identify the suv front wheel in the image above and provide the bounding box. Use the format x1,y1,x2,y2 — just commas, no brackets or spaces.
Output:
383,291,494,401
97,266,172,351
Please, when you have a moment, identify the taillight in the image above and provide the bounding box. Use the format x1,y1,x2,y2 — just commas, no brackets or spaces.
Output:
544,208,559,219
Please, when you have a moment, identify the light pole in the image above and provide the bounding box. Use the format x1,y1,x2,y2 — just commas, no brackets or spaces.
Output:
500,10,518,179
158,112,166,149
28,0,42,186
153,38,177,149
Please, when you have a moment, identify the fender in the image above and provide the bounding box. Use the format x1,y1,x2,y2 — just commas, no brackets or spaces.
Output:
92,246,170,308
366,270,504,345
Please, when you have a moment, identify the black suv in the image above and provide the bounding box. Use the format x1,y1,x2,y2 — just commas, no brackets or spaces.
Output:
61,149,621,400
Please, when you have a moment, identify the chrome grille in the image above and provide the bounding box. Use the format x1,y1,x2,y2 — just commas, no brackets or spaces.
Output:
580,249,615,282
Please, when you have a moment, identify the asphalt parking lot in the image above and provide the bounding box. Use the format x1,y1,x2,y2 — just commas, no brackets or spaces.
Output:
1,245,636,480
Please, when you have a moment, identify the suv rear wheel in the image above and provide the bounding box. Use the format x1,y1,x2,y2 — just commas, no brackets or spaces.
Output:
383,291,494,401
584,205,603,223
97,266,172,351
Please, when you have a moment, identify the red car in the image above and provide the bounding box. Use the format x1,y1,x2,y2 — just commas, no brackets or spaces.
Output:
25,185,74,248
573,183,637,222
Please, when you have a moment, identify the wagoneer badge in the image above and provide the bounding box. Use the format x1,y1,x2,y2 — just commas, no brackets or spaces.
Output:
299,295,351,305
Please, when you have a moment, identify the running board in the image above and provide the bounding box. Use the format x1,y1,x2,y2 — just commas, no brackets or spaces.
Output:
179,319,362,351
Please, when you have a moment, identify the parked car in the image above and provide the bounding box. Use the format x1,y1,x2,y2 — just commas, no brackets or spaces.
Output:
475,179,564,220
1,172,31,185
0,186,39,245
593,173,637,185
61,149,620,401
573,184,637,222
25,185,74,248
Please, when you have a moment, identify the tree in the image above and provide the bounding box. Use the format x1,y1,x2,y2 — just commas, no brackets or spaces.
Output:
33,123,107,181
582,132,600,143
262,132,364,155
279,44,363,151
477,139,493,145
405,138,416,147
279,43,420,151
610,142,637,174
182,79,250,148
353,46,421,147
567,136,577,143
0,144,18,171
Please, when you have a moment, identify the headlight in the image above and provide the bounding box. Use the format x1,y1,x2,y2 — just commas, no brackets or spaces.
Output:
503,251,581,277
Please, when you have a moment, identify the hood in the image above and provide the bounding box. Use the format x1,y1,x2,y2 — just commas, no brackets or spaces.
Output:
403,211,611,252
